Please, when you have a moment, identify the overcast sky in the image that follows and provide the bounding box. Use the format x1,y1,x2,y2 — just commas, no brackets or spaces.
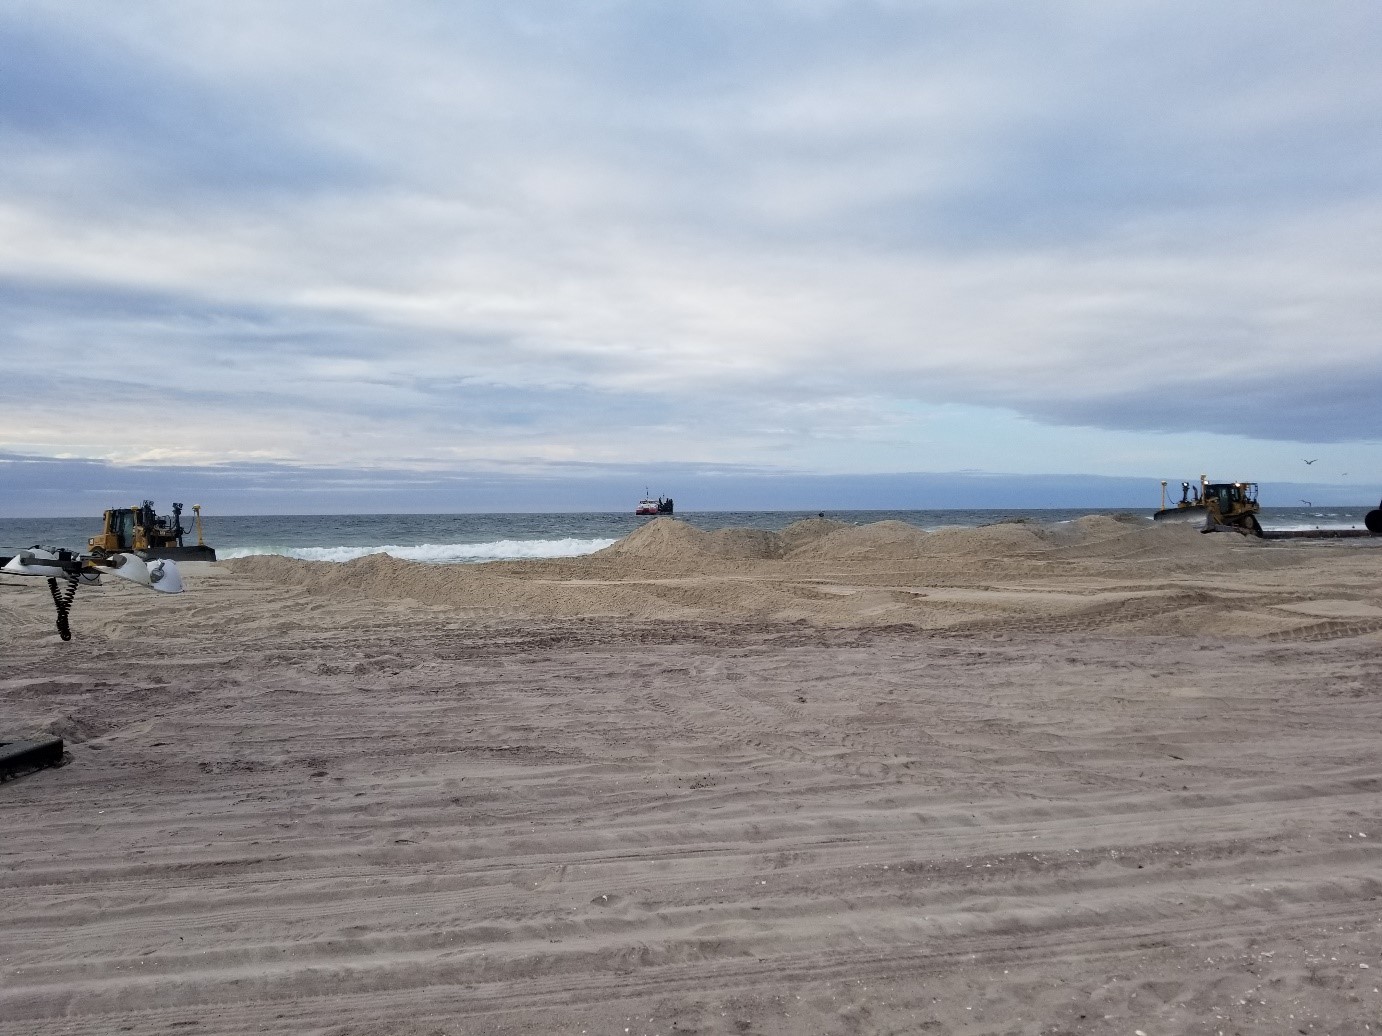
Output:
2,1,1380,514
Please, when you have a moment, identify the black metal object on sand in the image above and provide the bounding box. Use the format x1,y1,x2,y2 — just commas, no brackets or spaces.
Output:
0,737,65,780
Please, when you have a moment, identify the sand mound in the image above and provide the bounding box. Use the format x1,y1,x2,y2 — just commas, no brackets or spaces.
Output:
1038,514,1146,545
597,518,713,561
1050,519,1252,562
581,516,930,566
921,521,1051,557
229,552,466,607
776,517,852,554
600,517,850,563
787,520,930,561
221,513,1318,630
227,553,324,586
226,547,825,623
703,527,784,560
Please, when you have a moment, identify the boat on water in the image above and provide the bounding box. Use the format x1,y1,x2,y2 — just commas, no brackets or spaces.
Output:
635,493,674,516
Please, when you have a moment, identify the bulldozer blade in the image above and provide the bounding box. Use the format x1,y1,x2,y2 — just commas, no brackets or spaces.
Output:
1152,505,1208,526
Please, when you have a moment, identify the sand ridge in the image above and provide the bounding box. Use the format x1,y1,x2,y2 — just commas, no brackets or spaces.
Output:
221,516,1380,640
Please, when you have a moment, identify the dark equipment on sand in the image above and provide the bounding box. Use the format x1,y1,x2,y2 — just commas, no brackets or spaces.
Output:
1366,500,1382,535
1,546,184,641
0,737,64,780
1156,479,1382,540
1155,476,1262,536
88,501,215,561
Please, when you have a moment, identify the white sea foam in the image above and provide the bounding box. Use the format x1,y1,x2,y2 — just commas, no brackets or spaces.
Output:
1262,523,1367,533
219,537,618,564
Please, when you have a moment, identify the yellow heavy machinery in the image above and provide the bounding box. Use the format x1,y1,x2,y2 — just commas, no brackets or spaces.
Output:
88,501,216,561
1155,476,1262,536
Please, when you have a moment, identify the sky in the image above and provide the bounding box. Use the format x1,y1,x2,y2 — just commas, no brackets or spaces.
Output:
2,1,1380,515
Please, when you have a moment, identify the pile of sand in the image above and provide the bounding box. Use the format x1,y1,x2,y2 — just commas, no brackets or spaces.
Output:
919,521,1050,558
785,519,932,561
597,517,852,563
224,515,1319,630
1036,514,1145,548
775,517,852,554
228,548,812,622
583,516,1245,568
1044,516,1262,565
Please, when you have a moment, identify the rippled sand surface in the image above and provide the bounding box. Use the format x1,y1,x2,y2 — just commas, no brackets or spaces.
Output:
3,518,1381,1034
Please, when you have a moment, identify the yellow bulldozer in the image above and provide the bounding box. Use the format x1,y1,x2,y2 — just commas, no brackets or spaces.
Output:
88,501,216,561
1155,476,1262,536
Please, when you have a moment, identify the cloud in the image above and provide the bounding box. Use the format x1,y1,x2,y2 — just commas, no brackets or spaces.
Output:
1,0,1380,498
0,13,366,205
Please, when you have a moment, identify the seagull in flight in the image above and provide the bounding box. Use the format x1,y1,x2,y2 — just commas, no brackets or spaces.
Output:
1300,499,1312,507
1303,458,1317,464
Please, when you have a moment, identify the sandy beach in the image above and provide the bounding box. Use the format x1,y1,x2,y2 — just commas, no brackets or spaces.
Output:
3,516,1382,1035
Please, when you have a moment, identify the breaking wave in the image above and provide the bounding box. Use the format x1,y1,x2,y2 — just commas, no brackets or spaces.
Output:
1261,516,1369,532
218,537,618,564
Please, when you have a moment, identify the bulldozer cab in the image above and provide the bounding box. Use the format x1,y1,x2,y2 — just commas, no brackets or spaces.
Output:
1205,481,1256,510
1203,481,1261,533
88,501,185,555
1206,484,1233,514
110,508,137,549
89,507,140,553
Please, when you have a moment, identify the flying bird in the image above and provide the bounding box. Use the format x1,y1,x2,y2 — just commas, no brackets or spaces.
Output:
1303,458,1317,464
1300,499,1312,506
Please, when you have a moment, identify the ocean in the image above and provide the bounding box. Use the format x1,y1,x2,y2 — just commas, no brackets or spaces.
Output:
1,506,1375,564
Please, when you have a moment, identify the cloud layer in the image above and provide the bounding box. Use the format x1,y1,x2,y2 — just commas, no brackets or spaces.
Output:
2,1,1380,504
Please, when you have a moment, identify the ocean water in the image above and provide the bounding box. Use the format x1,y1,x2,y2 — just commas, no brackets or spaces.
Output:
2,506,1375,564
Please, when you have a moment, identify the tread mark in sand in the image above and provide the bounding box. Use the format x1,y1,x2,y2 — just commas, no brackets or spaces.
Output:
1264,618,1382,643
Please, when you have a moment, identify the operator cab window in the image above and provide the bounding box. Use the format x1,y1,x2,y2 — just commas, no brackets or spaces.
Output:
116,510,135,547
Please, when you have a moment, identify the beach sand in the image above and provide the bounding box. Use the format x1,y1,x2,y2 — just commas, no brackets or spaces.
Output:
3,517,1382,1034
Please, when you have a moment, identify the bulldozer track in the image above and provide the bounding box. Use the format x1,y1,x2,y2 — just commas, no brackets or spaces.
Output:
1263,617,1382,643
